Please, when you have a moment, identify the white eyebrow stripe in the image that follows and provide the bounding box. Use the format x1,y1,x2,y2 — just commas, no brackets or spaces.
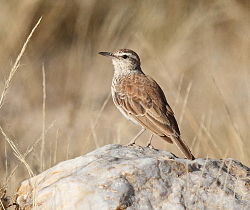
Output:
129,54,138,60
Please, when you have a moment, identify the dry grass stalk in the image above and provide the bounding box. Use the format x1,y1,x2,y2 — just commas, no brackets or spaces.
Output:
0,126,34,178
0,17,42,110
40,63,46,171
53,129,59,165
179,82,193,127
0,16,42,186
84,93,111,149
201,123,222,157
212,76,245,160
5,122,55,184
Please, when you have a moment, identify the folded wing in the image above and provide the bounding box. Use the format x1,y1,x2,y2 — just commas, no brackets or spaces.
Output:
113,73,195,160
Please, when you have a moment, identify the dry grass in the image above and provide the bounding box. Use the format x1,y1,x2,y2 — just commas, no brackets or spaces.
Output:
0,0,249,201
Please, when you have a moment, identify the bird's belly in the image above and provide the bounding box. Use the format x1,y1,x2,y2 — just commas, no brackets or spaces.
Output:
111,86,140,125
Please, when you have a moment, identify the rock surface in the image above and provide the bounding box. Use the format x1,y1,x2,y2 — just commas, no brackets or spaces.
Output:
16,144,250,210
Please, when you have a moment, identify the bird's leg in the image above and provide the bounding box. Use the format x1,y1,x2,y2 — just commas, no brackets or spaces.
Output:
146,134,156,149
127,128,146,146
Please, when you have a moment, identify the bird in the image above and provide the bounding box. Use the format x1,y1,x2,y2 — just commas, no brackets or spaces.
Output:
99,49,195,160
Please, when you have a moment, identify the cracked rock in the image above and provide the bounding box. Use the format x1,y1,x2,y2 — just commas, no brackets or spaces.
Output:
16,144,250,209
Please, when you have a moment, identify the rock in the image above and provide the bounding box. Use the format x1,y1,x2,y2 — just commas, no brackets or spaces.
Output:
16,144,250,210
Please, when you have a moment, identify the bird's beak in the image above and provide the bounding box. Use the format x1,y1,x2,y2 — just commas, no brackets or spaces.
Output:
98,51,114,57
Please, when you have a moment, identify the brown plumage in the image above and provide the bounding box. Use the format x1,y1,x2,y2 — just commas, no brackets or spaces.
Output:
99,49,195,160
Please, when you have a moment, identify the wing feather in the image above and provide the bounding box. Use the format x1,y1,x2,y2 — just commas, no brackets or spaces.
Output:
112,71,194,159
113,74,179,143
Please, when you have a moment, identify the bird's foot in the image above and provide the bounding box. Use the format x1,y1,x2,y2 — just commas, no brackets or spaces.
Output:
126,142,136,147
126,128,146,147
146,143,158,150
126,142,144,150
146,142,153,148
145,134,158,150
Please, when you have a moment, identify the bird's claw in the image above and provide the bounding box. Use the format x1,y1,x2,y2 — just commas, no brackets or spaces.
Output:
146,143,158,151
126,142,136,147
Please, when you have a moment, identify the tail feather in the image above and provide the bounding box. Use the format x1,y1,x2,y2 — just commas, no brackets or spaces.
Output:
161,136,173,144
173,136,195,160
161,135,195,160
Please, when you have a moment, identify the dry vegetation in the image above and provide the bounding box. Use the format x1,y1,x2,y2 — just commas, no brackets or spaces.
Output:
0,0,249,203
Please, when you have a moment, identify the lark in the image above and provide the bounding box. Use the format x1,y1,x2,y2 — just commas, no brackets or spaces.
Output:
99,49,195,160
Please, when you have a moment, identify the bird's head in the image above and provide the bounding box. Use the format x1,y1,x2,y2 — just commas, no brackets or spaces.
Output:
99,49,141,75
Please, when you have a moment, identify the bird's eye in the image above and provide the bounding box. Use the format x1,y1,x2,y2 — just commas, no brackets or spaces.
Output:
122,55,128,59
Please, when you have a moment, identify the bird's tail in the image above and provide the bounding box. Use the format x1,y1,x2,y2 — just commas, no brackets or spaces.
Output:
169,135,195,160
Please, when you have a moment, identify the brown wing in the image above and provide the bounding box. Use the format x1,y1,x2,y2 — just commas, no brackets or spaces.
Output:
113,73,195,160
113,73,180,143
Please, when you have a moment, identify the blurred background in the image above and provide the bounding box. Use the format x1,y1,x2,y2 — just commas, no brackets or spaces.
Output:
0,0,249,196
